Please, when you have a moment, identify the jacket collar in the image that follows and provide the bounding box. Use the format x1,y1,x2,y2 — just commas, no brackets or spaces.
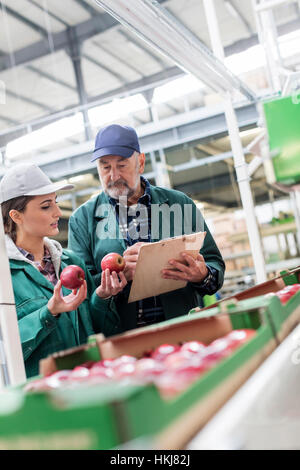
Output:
6,235,63,278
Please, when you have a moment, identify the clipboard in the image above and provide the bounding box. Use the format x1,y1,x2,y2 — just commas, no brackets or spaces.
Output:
128,231,206,303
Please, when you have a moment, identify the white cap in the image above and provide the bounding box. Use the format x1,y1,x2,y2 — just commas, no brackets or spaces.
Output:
0,163,74,204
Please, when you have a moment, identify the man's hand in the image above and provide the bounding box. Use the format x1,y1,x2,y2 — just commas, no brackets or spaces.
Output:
161,252,208,284
96,269,127,298
48,280,87,316
122,242,145,281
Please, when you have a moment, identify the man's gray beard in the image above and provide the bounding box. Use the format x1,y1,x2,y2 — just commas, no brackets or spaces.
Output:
105,181,136,201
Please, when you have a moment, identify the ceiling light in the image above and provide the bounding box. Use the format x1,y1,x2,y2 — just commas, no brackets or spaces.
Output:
93,0,256,102
6,113,84,160
153,74,205,104
88,93,147,127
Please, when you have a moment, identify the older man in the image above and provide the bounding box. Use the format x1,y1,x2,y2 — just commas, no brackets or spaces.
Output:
68,124,225,334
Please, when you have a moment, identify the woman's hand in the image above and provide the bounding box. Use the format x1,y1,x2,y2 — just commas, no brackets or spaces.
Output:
96,269,127,299
161,253,209,284
47,280,87,316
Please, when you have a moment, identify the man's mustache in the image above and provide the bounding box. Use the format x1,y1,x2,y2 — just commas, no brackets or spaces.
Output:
107,180,129,189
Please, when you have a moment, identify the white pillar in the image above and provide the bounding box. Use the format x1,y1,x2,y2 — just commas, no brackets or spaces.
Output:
203,0,267,283
157,148,172,189
290,190,300,251
0,215,26,387
251,0,282,93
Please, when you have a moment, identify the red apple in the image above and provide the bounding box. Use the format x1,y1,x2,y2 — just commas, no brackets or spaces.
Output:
90,363,115,379
110,355,137,368
276,291,291,304
69,365,90,380
163,350,194,369
151,344,180,361
205,337,232,362
225,329,256,350
180,341,206,356
60,265,85,289
101,253,125,273
135,358,166,378
44,369,73,388
113,362,137,379
93,358,115,368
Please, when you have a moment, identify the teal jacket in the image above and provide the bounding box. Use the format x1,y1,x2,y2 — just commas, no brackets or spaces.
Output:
6,236,120,378
68,184,225,332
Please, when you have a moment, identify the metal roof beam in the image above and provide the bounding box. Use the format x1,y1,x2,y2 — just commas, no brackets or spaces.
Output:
66,30,92,141
1,4,49,38
25,0,69,27
0,102,258,179
6,89,55,112
0,13,299,73
0,15,117,72
86,66,182,103
73,0,101,17
0,65,182,145
118,29,166,68
225,0,253,36
0,116,19,126
26,65,77,92
82,52,128,84
92,40,144,78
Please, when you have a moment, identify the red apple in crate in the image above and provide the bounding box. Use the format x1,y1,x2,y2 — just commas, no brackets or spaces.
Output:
163,350,194,369
287,284,300,295
114,362,137,379
277,291,291,304
94,358,114,368
225,329,256,350
135,358,166,379
155,370,196,398
90,363,115,379
69,365,90,380
205,337,232,363
60,265,85,289
151,344,181,361
110,355,137,368
180,341,207,356
44,369,73,388
101,253,125,273
25,378,48,392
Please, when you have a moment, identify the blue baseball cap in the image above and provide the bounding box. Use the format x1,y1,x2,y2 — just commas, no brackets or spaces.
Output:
91,124,140,162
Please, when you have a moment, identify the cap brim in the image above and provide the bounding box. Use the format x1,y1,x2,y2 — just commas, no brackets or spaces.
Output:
25,182,74,196
91,145,136,162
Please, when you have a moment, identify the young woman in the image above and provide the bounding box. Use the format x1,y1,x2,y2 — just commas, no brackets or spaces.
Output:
0,163,127,378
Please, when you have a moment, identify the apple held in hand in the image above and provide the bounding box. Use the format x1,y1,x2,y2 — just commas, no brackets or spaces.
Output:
60,265,85,289
101,252,125,273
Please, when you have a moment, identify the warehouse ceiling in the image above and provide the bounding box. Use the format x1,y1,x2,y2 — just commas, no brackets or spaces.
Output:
0,0,300,223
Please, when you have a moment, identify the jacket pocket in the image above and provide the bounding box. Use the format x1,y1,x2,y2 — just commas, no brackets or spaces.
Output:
17,297,48,320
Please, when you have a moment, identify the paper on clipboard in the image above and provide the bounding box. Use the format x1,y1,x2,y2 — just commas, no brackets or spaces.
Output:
128,231,206,303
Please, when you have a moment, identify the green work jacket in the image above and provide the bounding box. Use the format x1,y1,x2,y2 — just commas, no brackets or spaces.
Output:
68,184,225,333
8,238,120,378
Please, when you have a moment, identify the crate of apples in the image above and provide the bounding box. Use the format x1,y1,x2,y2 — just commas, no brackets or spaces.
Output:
25,329,256,398
267,284,300,305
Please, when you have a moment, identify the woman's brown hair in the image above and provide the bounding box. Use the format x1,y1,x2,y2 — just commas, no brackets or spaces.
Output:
1,195,35,243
